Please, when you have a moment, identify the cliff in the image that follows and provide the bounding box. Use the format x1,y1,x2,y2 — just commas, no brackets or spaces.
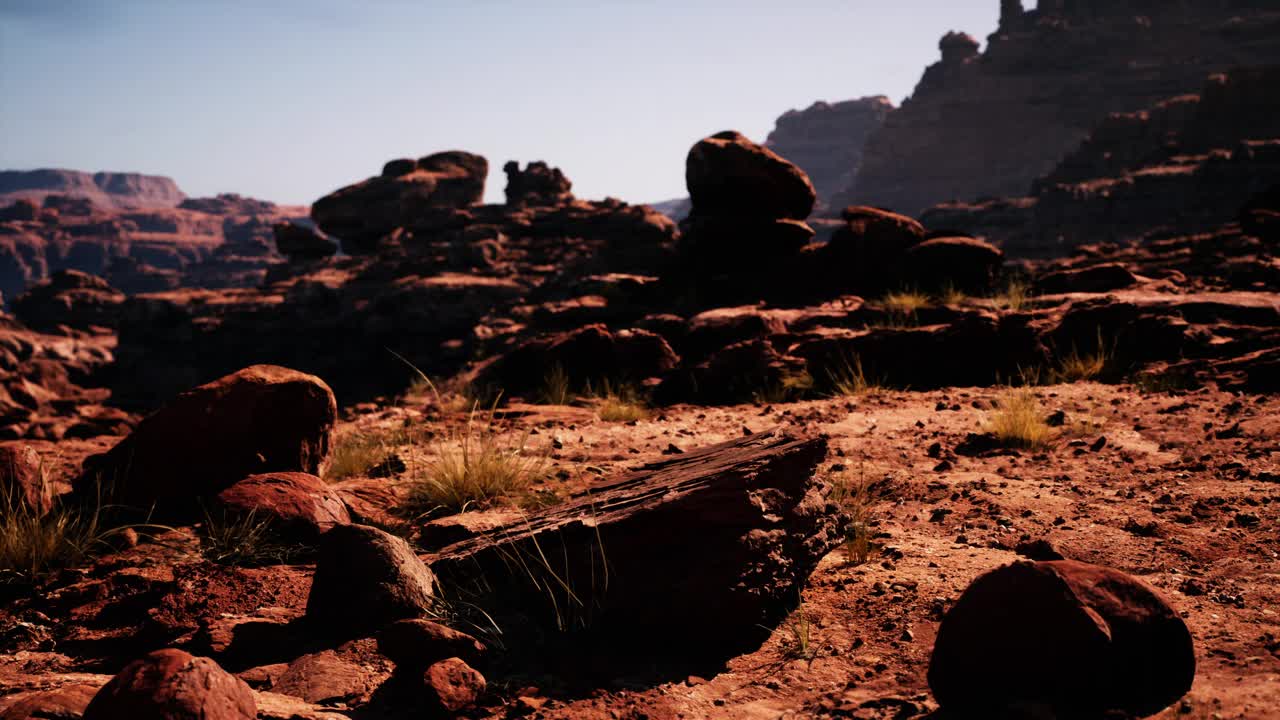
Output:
0,169,186,210
840,0,1280,216
765,96,894,212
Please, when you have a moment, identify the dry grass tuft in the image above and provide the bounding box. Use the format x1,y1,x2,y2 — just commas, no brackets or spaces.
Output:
1053,330,1113,383
780,598,817,661
987,388,1053,449
830,468,878,565
539,364,574,406
882,290,931,317
326,427,408,481
199,507,303,566
827,355,881,398
938,283,968,306
406,410,549,517
993,279,1032,311
595,385,648,423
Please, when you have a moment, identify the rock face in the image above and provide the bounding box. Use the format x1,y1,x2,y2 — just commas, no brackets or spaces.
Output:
306,524,437,637
0,169,186,210
82,648,257,720
430,429,844,652
764,96,894,211
310,151,488,253
923,66,1280,253
77,365,336,518
929,560,1195,717
0,443,50,516
843,1,1280,216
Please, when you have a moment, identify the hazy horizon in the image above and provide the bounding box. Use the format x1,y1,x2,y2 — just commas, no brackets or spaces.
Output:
1,1,1005,206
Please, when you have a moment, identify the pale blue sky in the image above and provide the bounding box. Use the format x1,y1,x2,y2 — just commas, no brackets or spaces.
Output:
0,1,1007,205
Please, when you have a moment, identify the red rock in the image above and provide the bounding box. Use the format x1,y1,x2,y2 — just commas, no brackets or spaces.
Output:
0,443,51,516
504,160,573,207
215,472,350,541
12,269,125,332
77,365,337,519
685,130,816,220
1036,262,1141,294
272,222,336,261
928,560,1195,717
82,649,257,720
765,97,894,211
306,524,436,636
901,235,1004,292
271,650,371,705
422,657,485,713
0,684,99,720
377,619,487,669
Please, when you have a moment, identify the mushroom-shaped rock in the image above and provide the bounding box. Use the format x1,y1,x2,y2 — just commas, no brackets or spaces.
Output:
928,560,1195,718
82,649,256,720
306,524,436,637
214,472,350,541
686,130,816,220
76,365,337,520
272,222,337,261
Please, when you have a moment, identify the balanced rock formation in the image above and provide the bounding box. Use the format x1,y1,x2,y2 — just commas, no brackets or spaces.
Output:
843,1,1280,216
929,560,1195,717
82,649,256,720
77,365,336,518
677,131,817,301
311,151,487,253
764,96,894,211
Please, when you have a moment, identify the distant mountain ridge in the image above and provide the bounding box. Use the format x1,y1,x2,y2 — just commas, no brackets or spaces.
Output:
0,168,186,209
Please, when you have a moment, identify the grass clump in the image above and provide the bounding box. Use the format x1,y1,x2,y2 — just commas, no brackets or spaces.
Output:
881,289,930,317
987,388,1053,449
406,409,549,517
1052,330,1113,383
827,355,881,398
199,507,302,566
326,427,408,482
594,385,648,423
993,279,1032,311
1,500,103,587
780,598,817,661
829,468,878,565
538,364,574,406
938,283,968,306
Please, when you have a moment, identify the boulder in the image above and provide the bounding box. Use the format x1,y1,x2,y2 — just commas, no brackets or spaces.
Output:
311,151,487,252
271,650,372,706
306,524,436,637
377,619,487,669
272,222,337,261
422,657,485,714
77,365,336,519
83,649,257,720
0,684,99,720
929,560,1195,718
214,472,350,541
685,130,816,220
901,235,1004,292
0,443,51,516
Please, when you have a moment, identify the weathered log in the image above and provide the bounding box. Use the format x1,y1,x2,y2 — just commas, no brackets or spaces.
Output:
428,429,843,652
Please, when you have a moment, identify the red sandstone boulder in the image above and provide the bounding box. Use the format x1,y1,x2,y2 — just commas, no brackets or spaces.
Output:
928,560,1195,718
0,443,51,516
422,657,486,714
901,235,1004,292
377,619,488,669
685,130,816,220
83,649,256,720
214,472,350,541
0,684,99,720
77,365,336,519
272,222,337,261
1036,262,1141,295
306,524,437,637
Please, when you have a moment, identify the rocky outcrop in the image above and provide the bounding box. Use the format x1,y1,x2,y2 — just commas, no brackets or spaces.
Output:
310,151,488,253
922,66,1280,253
0,169,185,210
929,560,1195,717
83,649,256,720
843,1,1280,216
764,96,893,211
503,160,573,207
11,270,125,331
77,365,336,519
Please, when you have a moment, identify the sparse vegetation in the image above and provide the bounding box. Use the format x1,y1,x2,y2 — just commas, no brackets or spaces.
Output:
754,369,816,404
539,364,574,406
326,426,407,481
829,467,878,565
882,289,930,317
199,507,302,566
993,279,1032,311
827,354,881,398
987,388,1054,449
779,597,817,661
1052,329,1113,383
938,283,967,306
405,409,550,517
594,383,648,422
